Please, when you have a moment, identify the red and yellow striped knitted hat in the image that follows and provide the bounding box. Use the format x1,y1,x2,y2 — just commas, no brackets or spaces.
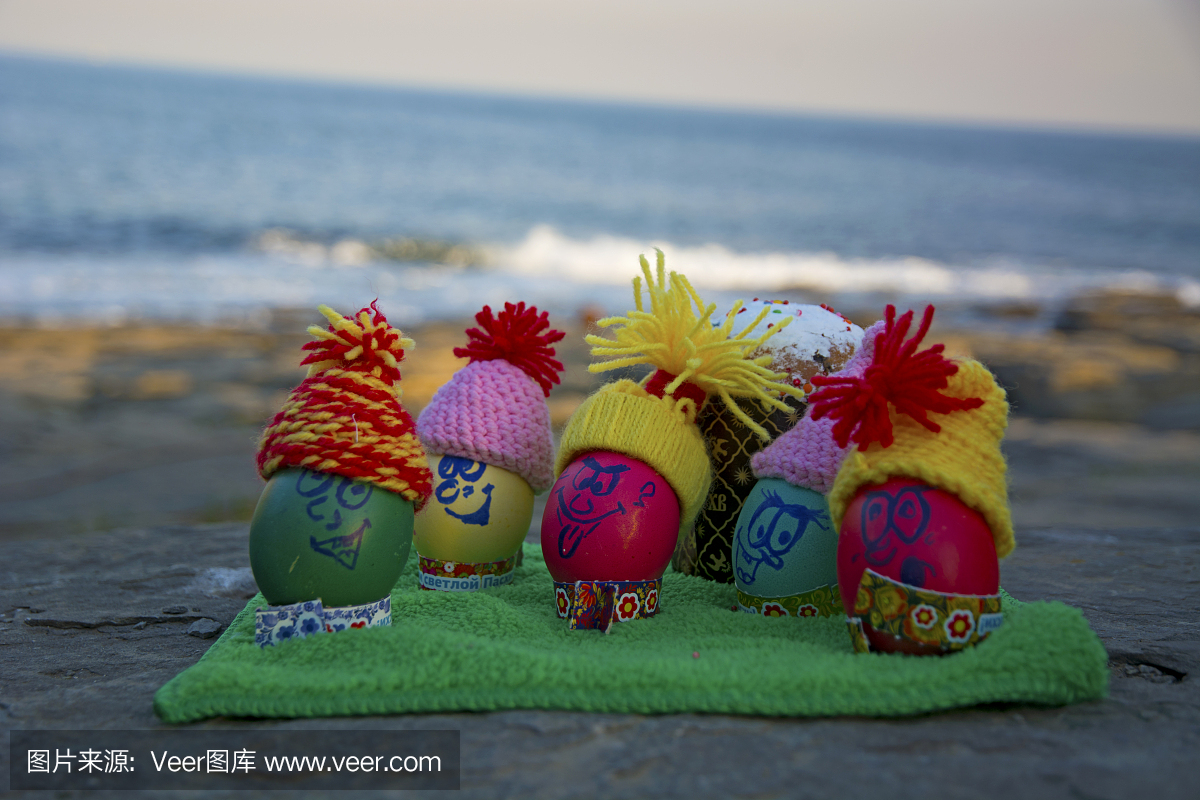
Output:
256,301,433,507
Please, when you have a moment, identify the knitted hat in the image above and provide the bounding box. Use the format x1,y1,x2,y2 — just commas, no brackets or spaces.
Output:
556,251,805,536
257,301,432,507
417,302,565,493
813,305,1014,558
749,320,885,494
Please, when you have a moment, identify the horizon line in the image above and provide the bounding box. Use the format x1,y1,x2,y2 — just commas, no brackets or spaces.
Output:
4,48,1199,143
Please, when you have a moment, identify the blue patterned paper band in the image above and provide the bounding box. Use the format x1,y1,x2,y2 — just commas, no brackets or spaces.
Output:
254,596,391,648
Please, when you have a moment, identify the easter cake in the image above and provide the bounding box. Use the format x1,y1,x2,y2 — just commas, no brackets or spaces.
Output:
676,300,863,583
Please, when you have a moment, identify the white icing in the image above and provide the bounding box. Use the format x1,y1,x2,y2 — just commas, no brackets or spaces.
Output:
712,299,864,384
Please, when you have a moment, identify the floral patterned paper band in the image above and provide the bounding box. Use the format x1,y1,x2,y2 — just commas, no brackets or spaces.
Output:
418,552,519,592
847,569,1003,654
554,579,661,632
736,584,843,618
254,596,391,648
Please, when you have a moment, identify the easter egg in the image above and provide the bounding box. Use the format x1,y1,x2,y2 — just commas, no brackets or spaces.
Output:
249,467,414,607
541,451,680,583
414,453,536,563
837,477,999,654
733,478,838,600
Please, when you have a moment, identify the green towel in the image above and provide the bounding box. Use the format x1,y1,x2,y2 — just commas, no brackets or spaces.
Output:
154,543,1108,723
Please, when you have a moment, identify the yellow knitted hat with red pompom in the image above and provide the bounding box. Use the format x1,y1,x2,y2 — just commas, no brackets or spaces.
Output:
556,250,804,537
813,305,1014,558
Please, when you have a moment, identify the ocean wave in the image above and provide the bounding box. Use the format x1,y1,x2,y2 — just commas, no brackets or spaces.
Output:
1,224,1196,326
494,225,1200,307
253,229,486,268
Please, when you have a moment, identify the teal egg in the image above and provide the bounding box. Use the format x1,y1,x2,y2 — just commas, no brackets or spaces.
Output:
249,467,414,607
733,478,837,598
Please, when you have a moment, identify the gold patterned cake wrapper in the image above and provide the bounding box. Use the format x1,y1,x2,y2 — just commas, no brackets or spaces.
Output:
672,394,805,582
673,302,859,582
847,569,1004,654
736,584,843,618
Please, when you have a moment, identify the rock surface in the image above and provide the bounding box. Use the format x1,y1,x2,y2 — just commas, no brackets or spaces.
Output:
0,522,1196,800
186,618,223,639
2,297,1197,539
959,292,1200,428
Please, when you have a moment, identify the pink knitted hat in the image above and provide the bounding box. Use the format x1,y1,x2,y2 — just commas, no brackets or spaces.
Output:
750,320,884,494
416,302,565,493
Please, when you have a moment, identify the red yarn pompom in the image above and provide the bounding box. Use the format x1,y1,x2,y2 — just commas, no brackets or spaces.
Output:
455,302,565,397
808,305,983,450
300,300,408,386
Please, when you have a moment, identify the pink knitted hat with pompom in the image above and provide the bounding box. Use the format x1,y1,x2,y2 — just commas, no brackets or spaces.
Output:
417,302,565,493
749,320,885,494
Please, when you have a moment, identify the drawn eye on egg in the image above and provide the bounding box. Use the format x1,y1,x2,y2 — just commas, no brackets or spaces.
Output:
294,471,339,524
861,494,891,545
335,477,373,510
891,486,932,543
735,489,829,583
571,455,630,497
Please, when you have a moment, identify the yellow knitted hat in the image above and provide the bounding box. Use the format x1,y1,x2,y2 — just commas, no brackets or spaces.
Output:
816,306,1014,558
556,251,804,537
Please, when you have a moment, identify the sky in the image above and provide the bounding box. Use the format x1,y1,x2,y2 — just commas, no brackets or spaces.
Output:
1,0,1198,134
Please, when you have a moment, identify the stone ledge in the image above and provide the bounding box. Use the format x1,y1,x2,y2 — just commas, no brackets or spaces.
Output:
0,522,1196,800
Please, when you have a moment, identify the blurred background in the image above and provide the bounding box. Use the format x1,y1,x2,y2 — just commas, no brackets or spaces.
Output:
0,0,1197,539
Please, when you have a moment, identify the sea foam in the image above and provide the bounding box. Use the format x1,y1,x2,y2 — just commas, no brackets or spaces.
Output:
1,225,1196,327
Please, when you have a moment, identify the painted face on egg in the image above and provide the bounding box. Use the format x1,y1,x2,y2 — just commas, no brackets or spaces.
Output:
540,451,679,583
836,477,999,614
413,454,535,564
249,467,415,608
733,478,837,598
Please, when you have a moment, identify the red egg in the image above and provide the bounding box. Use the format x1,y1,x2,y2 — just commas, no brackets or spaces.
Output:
541,451,680,583
837,477,999,654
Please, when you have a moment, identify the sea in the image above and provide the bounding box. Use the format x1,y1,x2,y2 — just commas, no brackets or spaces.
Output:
1,54,1198,330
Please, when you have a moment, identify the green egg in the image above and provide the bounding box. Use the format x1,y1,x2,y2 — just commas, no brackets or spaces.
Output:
249,467,414,607
733,478,837,598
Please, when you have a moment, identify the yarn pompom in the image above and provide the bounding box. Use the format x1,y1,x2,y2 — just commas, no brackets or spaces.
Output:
453,302,566,398
808,305,983,451
586,250,803,440
300,300,413,389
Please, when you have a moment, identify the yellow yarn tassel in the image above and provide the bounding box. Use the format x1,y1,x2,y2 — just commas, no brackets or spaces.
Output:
587,250,803,441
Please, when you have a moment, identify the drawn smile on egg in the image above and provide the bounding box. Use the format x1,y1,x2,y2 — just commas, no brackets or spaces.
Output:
553,456,633,558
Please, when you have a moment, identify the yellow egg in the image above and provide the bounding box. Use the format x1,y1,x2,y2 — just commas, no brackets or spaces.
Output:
414,453,535,563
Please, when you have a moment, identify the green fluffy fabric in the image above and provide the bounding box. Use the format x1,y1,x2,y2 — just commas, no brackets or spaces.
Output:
154,543,1108,723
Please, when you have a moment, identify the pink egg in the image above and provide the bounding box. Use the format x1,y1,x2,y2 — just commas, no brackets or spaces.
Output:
837,477,1000,655
541,451,680,583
